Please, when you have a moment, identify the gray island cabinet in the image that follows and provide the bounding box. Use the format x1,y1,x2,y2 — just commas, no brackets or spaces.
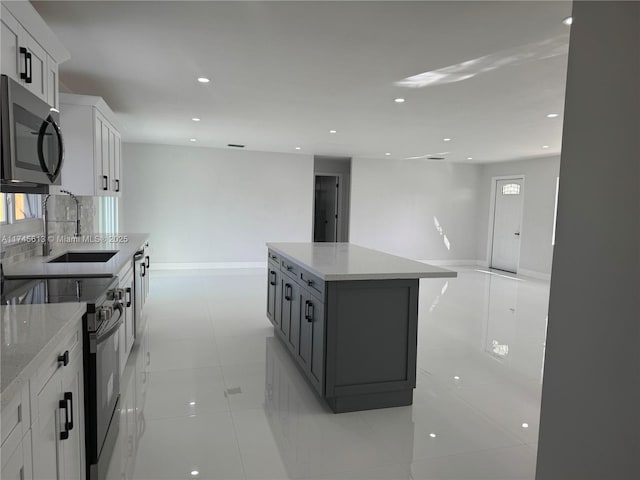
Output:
266,242,456,413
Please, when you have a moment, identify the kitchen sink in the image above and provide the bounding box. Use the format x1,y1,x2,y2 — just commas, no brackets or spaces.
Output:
48,251,118,263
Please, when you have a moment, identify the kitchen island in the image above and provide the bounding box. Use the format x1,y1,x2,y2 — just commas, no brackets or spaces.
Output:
266,242,457,413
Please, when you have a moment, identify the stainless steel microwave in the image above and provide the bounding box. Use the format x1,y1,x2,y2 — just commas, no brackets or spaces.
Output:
1,74,64,192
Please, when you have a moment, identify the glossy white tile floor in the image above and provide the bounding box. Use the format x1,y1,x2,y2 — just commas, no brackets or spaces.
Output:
106,267,549,480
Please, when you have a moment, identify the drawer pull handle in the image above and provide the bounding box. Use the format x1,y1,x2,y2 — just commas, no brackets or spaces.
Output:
269,270,277,286
58,350,69,366
284,283,292,301
102,175,109,191
126,287,132,307
285,264,293,271
300,273,315,287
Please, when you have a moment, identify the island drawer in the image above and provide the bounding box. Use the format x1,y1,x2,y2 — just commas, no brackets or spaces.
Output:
281,258,301,281
299,269,324,298
267,250,280,266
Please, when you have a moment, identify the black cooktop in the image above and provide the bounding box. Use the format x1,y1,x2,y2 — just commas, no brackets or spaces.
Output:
1,276,118,306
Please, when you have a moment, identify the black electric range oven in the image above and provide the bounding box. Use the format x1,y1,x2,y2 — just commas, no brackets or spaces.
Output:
1,276,126,480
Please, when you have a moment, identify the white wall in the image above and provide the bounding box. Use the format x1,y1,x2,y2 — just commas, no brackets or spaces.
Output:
349,158,481,262
536,2,640,478
122,143,313,264
477,156,560,277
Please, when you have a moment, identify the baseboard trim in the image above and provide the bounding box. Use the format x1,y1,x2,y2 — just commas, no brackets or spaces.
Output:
153,262,267,270
418,259,482,267
517,268,552,281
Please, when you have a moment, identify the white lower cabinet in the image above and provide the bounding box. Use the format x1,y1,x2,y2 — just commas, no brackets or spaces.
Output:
32,330,85,480
0,318,85,480
1,429,33,480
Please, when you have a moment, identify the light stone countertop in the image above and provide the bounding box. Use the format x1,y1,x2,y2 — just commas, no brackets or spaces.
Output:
1,303,87,408
3,233,149,279
266,243,457,281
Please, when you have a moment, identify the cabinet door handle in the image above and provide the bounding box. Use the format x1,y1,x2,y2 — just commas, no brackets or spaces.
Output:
65,392,74,431
300,273,314,286
102,175,109,191
19,47,28,81
26,51,32,84
141,263,146,277
305,300,314,322
58,350,69,366
59,392,73,440
269,270,277,286
145,256,150,268
284,263,293,272
284,283,292,301
115,179,120,192
126,287,132,307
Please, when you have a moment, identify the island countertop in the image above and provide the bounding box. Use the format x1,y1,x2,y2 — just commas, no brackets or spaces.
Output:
266,242,457,281
3,233,149,279
1,303,87,408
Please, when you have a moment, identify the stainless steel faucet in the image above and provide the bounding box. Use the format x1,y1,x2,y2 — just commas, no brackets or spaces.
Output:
42,194,52,256
41,190,81,257
60,189,81,238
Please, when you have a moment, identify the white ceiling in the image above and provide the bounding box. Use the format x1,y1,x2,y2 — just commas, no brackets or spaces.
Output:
33,1,572,163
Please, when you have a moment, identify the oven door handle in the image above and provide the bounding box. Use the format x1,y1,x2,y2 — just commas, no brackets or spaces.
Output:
96,303,124,344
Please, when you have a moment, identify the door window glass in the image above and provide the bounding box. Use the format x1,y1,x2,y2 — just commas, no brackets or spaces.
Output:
501,183,521,195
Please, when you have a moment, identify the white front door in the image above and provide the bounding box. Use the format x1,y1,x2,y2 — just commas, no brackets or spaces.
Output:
491,178,524,273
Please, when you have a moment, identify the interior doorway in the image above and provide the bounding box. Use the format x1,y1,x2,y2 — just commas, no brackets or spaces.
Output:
313,175,339,242
490,177,525,273
313,156,351,242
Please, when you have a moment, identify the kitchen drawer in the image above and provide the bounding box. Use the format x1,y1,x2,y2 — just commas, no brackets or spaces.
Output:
299,268,325,299
31,320,82,397
1,384,30,447
280,258,300,282
267,250,280,266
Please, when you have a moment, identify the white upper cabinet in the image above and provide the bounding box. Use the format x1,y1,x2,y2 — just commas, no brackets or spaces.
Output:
1,5,23,81
0,2,70,108
59,94,123,197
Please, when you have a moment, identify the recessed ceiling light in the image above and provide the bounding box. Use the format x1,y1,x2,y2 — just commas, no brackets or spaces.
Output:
295,146,301,150
522,423,529,429
189,401,196,406
191,471,199,476
466,157,473,160
546,113,559,118
189,138,197,142
542,145,550,149
443,138,451,142
454,375,460,380
429,433,437,438
197,77,210,83
394,98,405,103
562,16,573,26
329,130,337,134
192,117,201,122
385,152,391,156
